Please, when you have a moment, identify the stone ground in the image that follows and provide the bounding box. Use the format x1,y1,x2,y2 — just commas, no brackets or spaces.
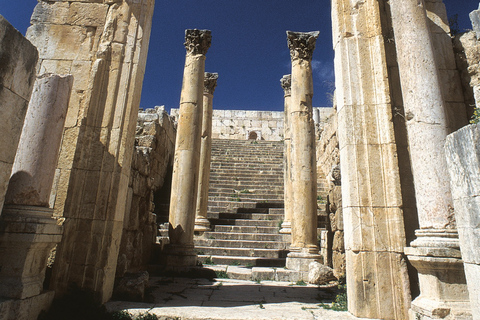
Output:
106,274,374,320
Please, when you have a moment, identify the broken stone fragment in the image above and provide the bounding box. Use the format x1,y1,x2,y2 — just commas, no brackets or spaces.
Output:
308,261,336,285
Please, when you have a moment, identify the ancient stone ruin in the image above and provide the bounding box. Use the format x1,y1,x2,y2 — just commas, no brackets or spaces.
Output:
1,0,480,319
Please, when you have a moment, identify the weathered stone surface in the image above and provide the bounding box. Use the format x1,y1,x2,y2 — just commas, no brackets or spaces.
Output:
332,0,410,318
0,15,38,213
5,74,72,207
445,124,480,319
27,0,156,304
470,4,480,40
285,31,321,268
113,271,149,302
280,74,292,235
391,0,470,318
167,29,210,266
195,72,218,232
117,107,176,277
308,261,335,285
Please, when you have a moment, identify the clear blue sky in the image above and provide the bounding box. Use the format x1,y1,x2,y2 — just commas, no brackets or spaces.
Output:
1,0,479,112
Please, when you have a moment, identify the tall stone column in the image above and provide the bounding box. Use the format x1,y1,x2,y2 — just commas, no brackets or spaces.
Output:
284,31,322,272
390,0,470,318
332,0,412,318
194,72,218,232
26,0,155,303
0,74,71,319
280,74,292,234
166,29,211,266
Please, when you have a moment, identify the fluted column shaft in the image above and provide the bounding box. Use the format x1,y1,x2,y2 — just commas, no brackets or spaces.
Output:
280,74,292,234
194,72,218,232
168,29,211,266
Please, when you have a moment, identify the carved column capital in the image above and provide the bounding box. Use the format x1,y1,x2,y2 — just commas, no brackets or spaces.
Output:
286,31,320,61
204,72,218,95
184,29,212,55
280,74,291,96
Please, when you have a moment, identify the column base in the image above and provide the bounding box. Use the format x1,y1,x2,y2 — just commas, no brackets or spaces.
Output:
406,229,471,319
0,205,63,300
279,221,291,234
0,290,55,320
286,247,322,272
194,218,210,233
161,244,197,267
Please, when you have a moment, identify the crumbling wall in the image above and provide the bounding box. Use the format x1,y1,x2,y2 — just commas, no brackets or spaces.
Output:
454,30,480,120
316,108,344,279
116,107,176,277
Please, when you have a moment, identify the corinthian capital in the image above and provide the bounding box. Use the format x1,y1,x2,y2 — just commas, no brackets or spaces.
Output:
280,74,291,96
184,29,212,55
204,72,218,95
286,31,320,61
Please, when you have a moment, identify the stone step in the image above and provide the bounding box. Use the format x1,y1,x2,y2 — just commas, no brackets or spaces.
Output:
194,238,289,250
207,212,284,221
202,231,289,242
209,218,280,227
197,256,285,268
195,246,288,259
208,195,283,202
213,225,280,234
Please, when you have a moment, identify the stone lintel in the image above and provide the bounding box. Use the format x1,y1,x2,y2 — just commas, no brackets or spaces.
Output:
203,72,218,95
184,29,212,56
280,74,291,96
286,31,320,61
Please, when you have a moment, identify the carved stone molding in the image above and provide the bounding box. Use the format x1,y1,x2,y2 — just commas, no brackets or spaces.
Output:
286,31,320,61
184,29,212,55
280,74,291,96
204,72,218,95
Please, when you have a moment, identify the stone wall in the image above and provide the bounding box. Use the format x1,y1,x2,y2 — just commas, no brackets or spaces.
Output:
0,15,38,213
26,0,155,303
170,107,333,141
316,107,344,279
116,107,176,278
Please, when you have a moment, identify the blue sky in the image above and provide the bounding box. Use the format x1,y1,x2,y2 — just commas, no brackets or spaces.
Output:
1,0,479,112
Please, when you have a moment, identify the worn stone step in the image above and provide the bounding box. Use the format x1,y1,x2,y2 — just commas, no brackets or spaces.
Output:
201,231,289,242
197,255,286,268
194,238,289,250
213,225,280,234
208,195,283,202
195,246,288,259
209,218,279,227
207,212,284,221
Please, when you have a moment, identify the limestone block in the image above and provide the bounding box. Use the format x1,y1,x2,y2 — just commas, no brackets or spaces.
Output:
445,124,480,318
332,231,344,252
308,261,335,284
68,2,109,27
332,251,346,279
30,2,69,25
471,5,480,40
346,250,410,319
113,271,149,302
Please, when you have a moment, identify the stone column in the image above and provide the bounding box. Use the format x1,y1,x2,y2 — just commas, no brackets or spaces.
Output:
194,72,218,232
27,0,156,303
166,29,211,266
280,74,292,234
390,0,470,318
445,124,480,320
0,15,38,214
332,0,412,318
284,31,322,272
0,74,71,319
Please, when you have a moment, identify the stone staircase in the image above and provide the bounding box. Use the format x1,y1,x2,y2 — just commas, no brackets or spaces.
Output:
195,139,289,267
